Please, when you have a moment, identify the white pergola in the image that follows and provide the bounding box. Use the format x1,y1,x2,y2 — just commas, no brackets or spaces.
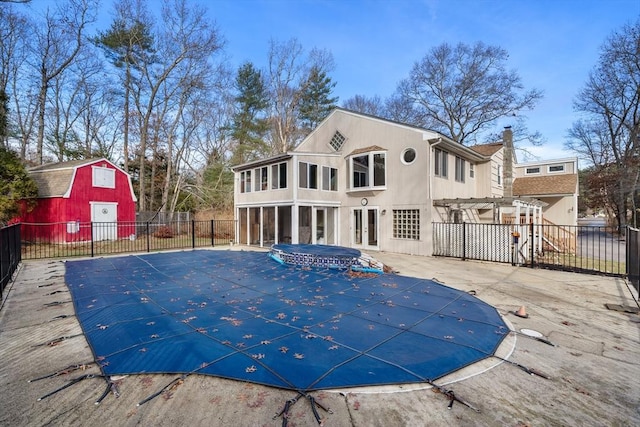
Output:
433,197,547,264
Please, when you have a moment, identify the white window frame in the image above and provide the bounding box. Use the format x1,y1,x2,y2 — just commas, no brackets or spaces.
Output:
548,164,565,173
271,162,287,190
469,163,475,179
497,165,503,187
299,161,318,189
455,156,465,183
322,166,338,191
349,151,386,190
525,166,541,175
401,148,417,165
329,130,346,151
240,170,252,193
253,166,268,192
92,166,115,189
434,148,448,178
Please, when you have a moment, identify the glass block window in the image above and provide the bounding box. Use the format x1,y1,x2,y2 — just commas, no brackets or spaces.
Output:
393,209,420,240
329,131,346,151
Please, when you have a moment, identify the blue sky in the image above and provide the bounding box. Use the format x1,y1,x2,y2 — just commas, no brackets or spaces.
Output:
30,0,639,160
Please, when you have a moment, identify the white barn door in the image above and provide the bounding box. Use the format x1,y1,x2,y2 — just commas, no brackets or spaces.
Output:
91,202,118,241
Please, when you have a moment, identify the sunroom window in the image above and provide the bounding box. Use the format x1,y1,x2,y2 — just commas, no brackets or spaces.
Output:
299,161,318,189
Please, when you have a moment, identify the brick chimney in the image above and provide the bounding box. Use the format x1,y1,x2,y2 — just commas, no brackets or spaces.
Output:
503,126,513,197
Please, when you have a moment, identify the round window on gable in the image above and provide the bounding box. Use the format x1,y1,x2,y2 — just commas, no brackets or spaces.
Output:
402,148,417,165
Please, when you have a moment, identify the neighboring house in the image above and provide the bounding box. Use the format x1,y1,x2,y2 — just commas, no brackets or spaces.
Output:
18,158,137,242
232,108,578,256
513,158,579,226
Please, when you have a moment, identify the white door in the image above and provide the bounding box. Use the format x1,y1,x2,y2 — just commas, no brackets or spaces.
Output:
352,207,378,250
91,202,117,241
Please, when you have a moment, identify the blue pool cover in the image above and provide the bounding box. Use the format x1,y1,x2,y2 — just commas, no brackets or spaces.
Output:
65,249,509,391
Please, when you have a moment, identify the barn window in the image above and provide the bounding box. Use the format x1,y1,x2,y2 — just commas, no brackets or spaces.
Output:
92,166,115,189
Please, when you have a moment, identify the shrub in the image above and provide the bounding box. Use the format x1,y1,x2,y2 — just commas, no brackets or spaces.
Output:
153,225,174,239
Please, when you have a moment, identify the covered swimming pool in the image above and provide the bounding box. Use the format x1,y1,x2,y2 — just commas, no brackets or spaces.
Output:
64,247,510,393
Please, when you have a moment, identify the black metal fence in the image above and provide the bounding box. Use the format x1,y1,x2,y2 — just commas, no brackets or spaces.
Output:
20,220,237,260
1,223,21,300
433,222,627,277
627,227,640,297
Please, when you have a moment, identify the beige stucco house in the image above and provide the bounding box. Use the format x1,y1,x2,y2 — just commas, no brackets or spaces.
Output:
232,109,578,256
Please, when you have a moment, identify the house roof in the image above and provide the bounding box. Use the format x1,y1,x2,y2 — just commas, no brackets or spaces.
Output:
513,174,578,197
348,145,386,156
231,153,292,172
29,159,104,198
28,158,135,200
469,142,503,156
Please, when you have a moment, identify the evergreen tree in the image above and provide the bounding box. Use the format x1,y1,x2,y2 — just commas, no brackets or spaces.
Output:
230,62,270,164
94,12,154,172
0,146,38,224
298,65,338,132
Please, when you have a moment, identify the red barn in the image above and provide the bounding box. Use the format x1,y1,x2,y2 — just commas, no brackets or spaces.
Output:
18,158,137,242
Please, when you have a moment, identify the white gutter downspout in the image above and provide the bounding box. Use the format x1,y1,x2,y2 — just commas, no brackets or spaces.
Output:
427,136,442,216
292,154,299,244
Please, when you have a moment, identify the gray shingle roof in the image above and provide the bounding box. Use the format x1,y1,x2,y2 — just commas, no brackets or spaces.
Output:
28,158,106,198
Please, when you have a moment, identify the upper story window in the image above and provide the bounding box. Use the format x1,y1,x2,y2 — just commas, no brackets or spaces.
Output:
240,170,252,193
469,163,475,178
548,164,565,173
455,156,465,183
525,166,541,175
299,161,318,189
329,131,346,151
254,166,268,191
402,148,416,165
271,162,287,189
434,148,448,178
497,165,503,186
350,151,386,190
92,166,115,189
322,166,338,191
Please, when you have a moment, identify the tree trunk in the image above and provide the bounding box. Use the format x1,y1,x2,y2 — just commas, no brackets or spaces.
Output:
123,67,130,172
36,73,47,165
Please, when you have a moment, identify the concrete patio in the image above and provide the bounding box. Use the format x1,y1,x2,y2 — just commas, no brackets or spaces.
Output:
1,248,638,426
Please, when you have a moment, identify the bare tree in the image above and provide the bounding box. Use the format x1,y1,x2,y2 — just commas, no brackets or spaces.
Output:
32,0,97,164
397,41,542,144
565,19,640,228
129,0,225,211
342,94,384,117
266,40,338,153
0,6,30,151
267,38,308,153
